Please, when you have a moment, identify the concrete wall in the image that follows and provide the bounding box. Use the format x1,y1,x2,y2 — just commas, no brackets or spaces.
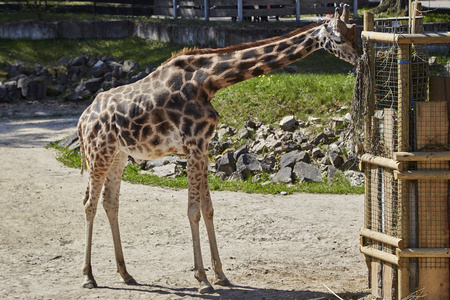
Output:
0,19,447,47
0,19,301,47
0,20,134,40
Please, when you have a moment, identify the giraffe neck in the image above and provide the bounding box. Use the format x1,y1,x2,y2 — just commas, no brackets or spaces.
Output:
160,22,327,101
208,23,326,91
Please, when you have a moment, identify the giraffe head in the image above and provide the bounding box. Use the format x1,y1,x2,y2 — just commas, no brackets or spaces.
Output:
321,4,361,66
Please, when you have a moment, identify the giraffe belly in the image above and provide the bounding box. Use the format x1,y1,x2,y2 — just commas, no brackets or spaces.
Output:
117,132,187,161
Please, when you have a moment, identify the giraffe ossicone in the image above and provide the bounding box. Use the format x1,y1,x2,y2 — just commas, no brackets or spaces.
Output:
77,4,360,294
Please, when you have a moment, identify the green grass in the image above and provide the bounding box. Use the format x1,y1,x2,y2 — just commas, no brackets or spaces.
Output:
0,37,183,68
46,142,364,195
214,67,355,128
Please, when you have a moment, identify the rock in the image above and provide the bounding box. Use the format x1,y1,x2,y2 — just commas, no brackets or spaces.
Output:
18,76,47,100
84,77,105,93
143,156,173,170
58,131,79,148
233,145,249,161
344,170,365,186
250,140,267,154
236,153,272,179
293,162,323,183
311,147,325,159
326,165,338,180
261,154,276,169
237,153,263,172
0,85,8,102
279,115,296,131
216,152,236,175
244,120,257,129
311,132,329,145
330,117,345,131
272,167,293,183
265,134,282,150
92,62,109,78
343,112,352,123
56,55,70,66
69,55,87,67
228,172,244,182
281,141,300,152
328,151,344,168
308,116,321,123
64,91,83,102
292,131,307,143
280,150,310,169
122,60,140,73
237,128,250,140
341,158,358,170
215,171,228,180
152,163,177,177
217,125,234,140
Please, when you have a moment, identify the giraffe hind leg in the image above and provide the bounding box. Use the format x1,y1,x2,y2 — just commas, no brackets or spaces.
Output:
102,151,136,285
82,175,105,289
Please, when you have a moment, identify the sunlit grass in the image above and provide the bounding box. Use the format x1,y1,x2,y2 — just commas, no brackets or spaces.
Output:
214,70,355,127
47,142,364,195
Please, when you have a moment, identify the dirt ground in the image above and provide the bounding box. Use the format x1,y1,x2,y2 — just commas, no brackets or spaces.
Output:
0,101,372,299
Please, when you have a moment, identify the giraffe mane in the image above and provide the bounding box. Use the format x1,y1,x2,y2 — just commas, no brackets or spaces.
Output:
162,22,325,65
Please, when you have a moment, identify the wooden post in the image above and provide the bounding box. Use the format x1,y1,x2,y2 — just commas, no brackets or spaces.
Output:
397,42,411,300
362,10,375,294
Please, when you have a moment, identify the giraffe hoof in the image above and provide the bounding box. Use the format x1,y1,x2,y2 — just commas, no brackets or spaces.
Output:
82,279,98,289
122,275,137,285
214,277,231,286
198,282,215,294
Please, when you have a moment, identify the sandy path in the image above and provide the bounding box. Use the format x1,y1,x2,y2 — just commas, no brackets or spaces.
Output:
0,103,370,299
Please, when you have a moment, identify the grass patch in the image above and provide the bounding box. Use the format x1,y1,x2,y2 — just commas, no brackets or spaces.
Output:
46,141,364,195
214,65,355,127
0,37,183,67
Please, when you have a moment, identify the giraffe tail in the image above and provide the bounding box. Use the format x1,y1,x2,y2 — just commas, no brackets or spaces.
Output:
78,127,86,175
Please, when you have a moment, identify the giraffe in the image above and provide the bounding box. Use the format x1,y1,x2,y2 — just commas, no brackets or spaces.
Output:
77,4,360,294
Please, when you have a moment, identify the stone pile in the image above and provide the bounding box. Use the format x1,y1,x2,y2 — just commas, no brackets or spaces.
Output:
59,114,364,187
0,54,154,102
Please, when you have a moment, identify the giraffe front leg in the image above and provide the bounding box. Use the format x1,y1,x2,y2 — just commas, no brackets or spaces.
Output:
187,150,214,294
199,157,230,287
103,152,136,285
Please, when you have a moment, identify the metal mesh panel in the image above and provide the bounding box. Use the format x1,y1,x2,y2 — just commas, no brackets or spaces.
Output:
364,19,450,271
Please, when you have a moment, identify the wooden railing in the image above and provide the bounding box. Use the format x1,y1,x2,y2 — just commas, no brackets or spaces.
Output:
0,0,357,21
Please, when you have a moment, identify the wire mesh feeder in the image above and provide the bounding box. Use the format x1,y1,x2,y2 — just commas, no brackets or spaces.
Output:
354,8,450,300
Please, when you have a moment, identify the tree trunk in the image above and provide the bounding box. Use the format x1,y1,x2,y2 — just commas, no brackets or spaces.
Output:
371,0,409,15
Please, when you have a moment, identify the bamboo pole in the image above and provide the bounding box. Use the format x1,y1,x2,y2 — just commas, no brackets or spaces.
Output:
397,41,410,300
361,31,450,44
397,248,450,258
360,228,404,248
394,170,450,180
394,151,450,162
360,154,403,170
362,11,375,293
360,246,401,266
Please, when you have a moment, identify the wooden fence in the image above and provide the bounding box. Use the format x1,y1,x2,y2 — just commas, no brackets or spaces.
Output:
0,0,357,21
